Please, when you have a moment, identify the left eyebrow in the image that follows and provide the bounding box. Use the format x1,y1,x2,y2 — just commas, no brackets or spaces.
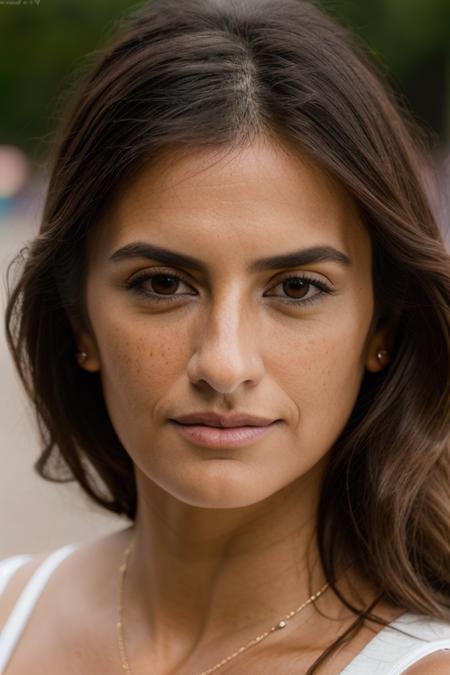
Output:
108,241,351,272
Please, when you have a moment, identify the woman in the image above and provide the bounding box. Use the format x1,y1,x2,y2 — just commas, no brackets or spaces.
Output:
1,0,449,673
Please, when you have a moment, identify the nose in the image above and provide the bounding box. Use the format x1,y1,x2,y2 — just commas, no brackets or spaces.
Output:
186,290,265,395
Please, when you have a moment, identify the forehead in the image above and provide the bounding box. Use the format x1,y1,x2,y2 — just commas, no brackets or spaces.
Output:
87,137,370,269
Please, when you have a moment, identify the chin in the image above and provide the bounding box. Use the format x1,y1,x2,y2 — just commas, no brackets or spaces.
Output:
154,464,277,509
173,491,270,510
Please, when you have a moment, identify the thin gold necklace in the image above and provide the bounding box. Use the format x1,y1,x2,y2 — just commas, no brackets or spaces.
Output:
116,531,331,675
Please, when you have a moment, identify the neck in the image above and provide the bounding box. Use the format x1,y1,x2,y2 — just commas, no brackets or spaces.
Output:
123,461,338,668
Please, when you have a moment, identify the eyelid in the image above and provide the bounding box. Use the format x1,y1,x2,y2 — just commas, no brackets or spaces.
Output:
127,267,193,286
272,270,334,287
126,266,333,287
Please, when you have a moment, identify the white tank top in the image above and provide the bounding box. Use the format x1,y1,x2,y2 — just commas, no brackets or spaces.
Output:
0,546,449,674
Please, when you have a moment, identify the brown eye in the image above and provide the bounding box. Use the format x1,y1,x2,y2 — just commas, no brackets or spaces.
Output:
126,269,196,303
265,274,333,306
282,278,310,299
150,274,181,295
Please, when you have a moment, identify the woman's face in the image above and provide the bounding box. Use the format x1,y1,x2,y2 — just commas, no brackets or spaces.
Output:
76,138,388,508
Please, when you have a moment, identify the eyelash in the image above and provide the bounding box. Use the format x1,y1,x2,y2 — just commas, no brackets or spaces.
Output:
125,268,335,307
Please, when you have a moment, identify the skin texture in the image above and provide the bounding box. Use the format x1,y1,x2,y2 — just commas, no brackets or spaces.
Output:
71,136,396,672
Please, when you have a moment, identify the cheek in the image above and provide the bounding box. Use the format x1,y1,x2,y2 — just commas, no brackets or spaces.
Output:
297,342,364,437
268,300,371,444
92,306,190,427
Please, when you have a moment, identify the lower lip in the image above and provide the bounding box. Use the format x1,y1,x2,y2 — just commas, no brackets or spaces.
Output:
170,421,279,448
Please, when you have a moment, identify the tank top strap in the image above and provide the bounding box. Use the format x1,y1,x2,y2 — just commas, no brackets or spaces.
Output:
0,556,33,599
0,544,78,674
341,612,450,674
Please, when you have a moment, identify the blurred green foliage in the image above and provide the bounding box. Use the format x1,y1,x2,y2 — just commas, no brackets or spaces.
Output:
323,0,450,146
0,0,448,161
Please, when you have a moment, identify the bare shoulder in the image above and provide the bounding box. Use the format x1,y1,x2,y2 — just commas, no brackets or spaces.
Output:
0,527,132,674
402,650,450,674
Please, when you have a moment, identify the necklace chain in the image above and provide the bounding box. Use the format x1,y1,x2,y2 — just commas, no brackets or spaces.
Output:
116,531,331,675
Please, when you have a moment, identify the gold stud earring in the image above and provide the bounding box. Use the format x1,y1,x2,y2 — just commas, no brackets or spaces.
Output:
76,351,88,364
377,349,389,362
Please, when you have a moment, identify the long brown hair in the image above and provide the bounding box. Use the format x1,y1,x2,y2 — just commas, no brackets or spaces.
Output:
5,0,450,671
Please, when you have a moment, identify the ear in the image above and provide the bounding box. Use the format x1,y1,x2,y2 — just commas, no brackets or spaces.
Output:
365,315,398,373
67,312,101,373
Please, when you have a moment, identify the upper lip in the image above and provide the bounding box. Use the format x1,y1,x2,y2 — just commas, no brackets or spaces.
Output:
171,412,278,428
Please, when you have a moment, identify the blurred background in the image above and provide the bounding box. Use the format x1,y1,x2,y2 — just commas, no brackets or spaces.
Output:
0,0,449,557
